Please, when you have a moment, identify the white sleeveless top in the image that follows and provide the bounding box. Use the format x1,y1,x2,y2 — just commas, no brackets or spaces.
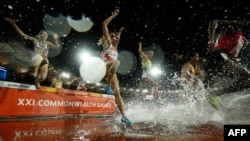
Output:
34,40,49,58
101,45,118,61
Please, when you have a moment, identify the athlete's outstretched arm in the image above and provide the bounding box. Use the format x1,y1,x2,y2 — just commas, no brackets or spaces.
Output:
102,9,120,46
208,19,242,44
138,42,148,61
47,33,59,49
4,17,36,42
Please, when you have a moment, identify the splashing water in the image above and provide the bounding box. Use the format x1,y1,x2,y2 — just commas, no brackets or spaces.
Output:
219,90,250,124
117,78,250,136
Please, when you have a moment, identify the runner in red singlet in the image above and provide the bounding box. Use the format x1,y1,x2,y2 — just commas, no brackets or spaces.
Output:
204,19,250,94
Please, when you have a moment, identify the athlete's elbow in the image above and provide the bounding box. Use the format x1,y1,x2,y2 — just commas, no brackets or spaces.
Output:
102,22,108,27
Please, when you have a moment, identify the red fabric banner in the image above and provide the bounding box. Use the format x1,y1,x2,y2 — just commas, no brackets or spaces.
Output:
0,81,116,117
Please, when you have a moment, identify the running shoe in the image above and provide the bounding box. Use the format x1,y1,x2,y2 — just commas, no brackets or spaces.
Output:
35,79,40,89
121,116,132,126
205,94,220,110
157,97,164,105
105,86,114,95
30,73,37,79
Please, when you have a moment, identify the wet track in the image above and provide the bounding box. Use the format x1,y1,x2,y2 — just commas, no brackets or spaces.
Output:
1,89,250,141
0,116,223,141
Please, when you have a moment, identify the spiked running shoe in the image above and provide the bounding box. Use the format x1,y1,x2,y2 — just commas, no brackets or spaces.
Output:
105,86,114,95
30,73,37,79
205,95,220,110
35,79,40,89
122,117,132,126
36,84,40,89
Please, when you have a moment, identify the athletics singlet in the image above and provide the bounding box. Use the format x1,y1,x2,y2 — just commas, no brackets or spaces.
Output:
34,40,49,59
215,31,245,58
181,63,195,79
141,59,152,78
101,45,118,61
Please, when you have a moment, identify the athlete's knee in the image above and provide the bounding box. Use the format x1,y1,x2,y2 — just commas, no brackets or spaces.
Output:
40,74,47,81
116,60,120,66
112,60,120,70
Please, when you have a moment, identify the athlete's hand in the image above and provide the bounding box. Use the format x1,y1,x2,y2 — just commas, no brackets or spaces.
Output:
52,33,59,40
119,27,125,33
4,17,16,26
138,42,142,53
112,8,120,16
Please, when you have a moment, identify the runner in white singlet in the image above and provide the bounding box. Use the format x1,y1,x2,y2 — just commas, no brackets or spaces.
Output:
97,9,132,126
5,17,60,88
